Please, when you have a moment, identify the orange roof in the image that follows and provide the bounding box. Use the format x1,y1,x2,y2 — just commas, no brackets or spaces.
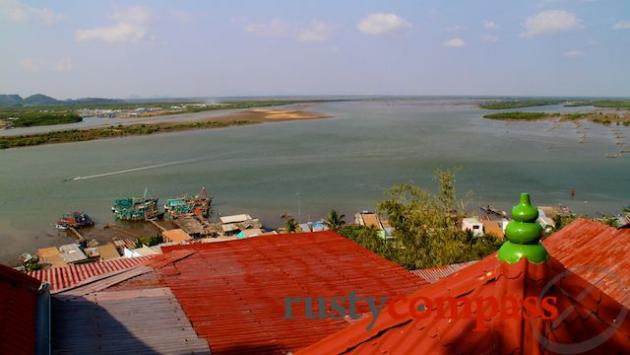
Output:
297,254,630,354
28,256,154,291
149,231,428,354
162,228,192,243
0,264,41,355
360,213,382,229
410,261,478,283
544,218,630,309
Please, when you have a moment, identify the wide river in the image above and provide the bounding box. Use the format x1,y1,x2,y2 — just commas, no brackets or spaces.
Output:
1,98,629,262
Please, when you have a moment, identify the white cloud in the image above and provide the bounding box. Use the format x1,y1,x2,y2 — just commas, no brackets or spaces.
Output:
564,49,584,57
20,58,38,72
54,57,73,72
357,13,411,35
482,34,499,43
613,20,630,30
1,0,63,25
483,20,498,30
75,7,150,43
245,19,288,37
443,37,465,48
522,10,582,37
296,21,335,42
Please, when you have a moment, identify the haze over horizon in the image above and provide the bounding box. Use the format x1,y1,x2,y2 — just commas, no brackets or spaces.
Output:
2,0,630,99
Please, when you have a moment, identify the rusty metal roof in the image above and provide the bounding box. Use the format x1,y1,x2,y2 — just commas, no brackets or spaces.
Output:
28,256,154,291
0,264,41,355
52,287,210,354
151,231,428,354
298,254,630,354
410,261,478,283
544,218,630,309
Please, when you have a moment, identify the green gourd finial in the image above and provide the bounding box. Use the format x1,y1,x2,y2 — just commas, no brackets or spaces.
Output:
497,193,548,264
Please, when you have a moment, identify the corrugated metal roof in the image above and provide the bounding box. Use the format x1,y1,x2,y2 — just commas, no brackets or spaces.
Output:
220,214,252,224
28,255,154,291
298,255,630,354
153,231,428,354
544,218,630,308
410,261,478,283
58,243,88,263
95,242,121,260
0,264,41,355
52,287,210,354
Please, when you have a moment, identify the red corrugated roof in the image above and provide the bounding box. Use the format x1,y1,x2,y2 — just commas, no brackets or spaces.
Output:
410,261,478,283
28,256,154,291
0,264,41,355
544,218,630,308
150,231,428,354
297,254,630,354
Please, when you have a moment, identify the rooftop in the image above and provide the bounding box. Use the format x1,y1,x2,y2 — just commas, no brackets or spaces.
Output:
28,255,154,292
151,231,428,354
298,194,630,354
298,255,630,354
0,264,42,355
219,214,253,224
544,218,630,308
53,288,210,354
162,228,193,243
410,261,478,283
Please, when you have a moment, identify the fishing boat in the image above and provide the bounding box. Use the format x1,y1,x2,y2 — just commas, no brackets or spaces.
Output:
112,188,160,221
164,187,212,218
56,211,94,230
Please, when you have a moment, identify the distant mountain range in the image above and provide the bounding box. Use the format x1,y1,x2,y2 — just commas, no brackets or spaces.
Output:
0,94,124,107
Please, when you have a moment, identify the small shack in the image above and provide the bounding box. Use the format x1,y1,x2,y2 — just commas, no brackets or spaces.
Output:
219,214,263,236
462,217,485,237
162,229,193,244
37,247,66,268
95,243,121,260
58,244,88,264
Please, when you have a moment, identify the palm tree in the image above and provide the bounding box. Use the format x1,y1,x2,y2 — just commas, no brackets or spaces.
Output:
282,215,299,233
324,210,346,231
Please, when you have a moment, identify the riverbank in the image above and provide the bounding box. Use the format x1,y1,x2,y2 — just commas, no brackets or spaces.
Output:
0,108,329,149
484,111,630,126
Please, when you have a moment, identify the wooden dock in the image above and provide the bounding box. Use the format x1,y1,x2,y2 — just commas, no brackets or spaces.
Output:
67,227,86,242
147,219,166,232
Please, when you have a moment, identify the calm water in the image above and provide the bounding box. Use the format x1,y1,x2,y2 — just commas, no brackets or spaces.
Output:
1,98,629,262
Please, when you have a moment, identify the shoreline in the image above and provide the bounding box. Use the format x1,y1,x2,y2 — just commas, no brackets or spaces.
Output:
0,108,329,150
483,110,630,126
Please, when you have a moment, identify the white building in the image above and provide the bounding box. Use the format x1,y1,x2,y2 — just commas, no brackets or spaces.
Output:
462,217,485,237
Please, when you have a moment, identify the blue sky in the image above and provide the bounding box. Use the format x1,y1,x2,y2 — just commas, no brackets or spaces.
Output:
1,0,629,98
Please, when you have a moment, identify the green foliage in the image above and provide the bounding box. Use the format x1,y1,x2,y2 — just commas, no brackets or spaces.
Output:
283,216,299,233
338,225,395,259
483,112,548,120
323,209,346,231
0,119,258,149
11,112,83,127
592,100,630,109
338,169,503,270
378,169,502,269
22,259,43,272
135,234,163,247
552,213,578,231
560,113,588,120
480,99,562,110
